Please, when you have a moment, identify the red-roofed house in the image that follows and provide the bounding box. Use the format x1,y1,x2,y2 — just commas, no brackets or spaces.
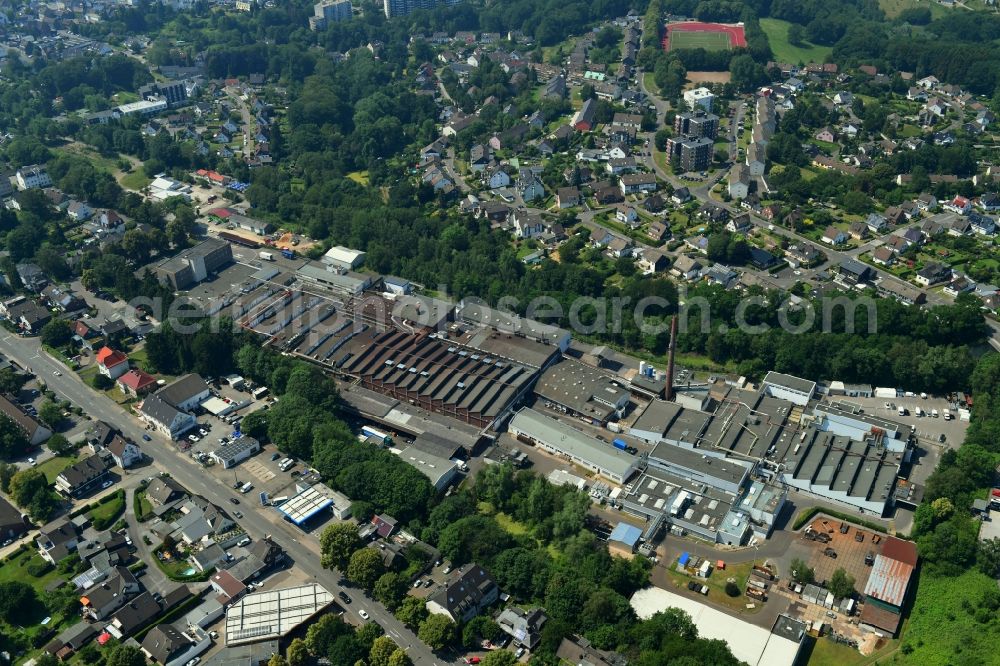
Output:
944,195,971,215
207,207,233,219
96,347,129,380
117,369,157,398
210,569,246,605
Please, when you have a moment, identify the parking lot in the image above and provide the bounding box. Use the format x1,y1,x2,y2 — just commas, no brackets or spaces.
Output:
799,516,882,594
831,394,969,449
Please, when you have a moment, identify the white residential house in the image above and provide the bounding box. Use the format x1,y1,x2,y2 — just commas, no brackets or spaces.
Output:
67,201,93,222
107,435,142,469
728,163,749,199
683,87,714,112
15,166,52,190
746,143,766,176
615,205,639,228
822,227,849,245
944,195,971,215
485,168,510,189
511,209,545,238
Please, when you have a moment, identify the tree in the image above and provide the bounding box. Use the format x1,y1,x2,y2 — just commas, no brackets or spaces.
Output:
105,645,146,666
346,548,386,589
356,621,385,650
0,580,36,623
305,614,350,657
0,417,29,460
787,23,806,47
418,614,457,651
829,568,856,599
369,635,398,666
395,595,428,629
38,400,63,429
725,581,740,597
978,537,1000,577
92,373,114,390
374,572,407,610
321,523,362,570
387,650,412,666
0,463,17,493
481,652,518,666
789,558,814,585
287,638,310,666
46,434,77,457
40,319,73,348
268,654,288,666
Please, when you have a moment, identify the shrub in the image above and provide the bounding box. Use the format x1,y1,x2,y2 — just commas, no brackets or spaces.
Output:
26,560,52,577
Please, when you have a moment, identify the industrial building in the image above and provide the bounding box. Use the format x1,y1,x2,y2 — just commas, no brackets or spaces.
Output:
321,245,366,270
631,588,806,666
762,371,817,405
224,584,334,645
860,537,917,636
508,408,641,484
336,328,537,428
534,359,630,425
212,437,261,469
456,299,572,351
394,445,459,491
154,239,234,290
276,485,335,525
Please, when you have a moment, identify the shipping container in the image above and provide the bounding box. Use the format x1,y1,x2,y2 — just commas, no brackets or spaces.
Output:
612,438,627,451
281,248,295,259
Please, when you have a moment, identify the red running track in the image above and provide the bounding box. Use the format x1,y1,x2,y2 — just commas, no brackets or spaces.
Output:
661,21,747,51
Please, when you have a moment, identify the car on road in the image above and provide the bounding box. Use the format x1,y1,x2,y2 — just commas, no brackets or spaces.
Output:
142,434,152,441
358,609,370,620
339,591,352,604
234,511,243,519
52,370,61,377
229,497,240,505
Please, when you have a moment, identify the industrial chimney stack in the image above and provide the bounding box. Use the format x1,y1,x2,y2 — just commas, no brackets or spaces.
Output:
665,315,678,401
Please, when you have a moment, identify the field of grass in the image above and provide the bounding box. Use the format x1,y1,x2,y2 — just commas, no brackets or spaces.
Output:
668,30,732,52
36,456,78,484
87,490,126,529
760,19,833,64
346,170,370,186
120,170,152,191
891,568,999,665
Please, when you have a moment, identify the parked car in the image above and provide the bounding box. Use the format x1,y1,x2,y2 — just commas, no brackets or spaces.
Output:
142,434,151,441
358,610,370,620
234,511,243,519
339,591,352,604
229,498,240,505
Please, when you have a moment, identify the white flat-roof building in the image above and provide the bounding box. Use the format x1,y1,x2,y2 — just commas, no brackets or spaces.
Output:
116,99,168,117
148,175,192,201
761,371,816,406
631,587,805,666
508,407,640,484
394,445,459,491
225,584,334,645
683,87,714,112
321,245,366,270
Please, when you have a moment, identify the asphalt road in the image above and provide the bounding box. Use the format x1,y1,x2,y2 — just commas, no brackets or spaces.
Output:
0,333,454,666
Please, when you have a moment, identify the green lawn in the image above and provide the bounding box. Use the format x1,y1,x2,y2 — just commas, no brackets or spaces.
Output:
36,456,78,484
87,490,126,529
760,19,833,64
120,170,152,191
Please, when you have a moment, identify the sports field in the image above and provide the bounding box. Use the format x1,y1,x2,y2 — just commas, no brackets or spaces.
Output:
669,30,732,51
663,21,747,52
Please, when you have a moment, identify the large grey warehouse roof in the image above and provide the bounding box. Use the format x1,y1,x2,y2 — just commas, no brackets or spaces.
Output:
225,584,333,645
509,408,637,480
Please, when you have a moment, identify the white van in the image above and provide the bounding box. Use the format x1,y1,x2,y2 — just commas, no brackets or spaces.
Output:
898,406,907,416
931,409,939,418
943,409,952,420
